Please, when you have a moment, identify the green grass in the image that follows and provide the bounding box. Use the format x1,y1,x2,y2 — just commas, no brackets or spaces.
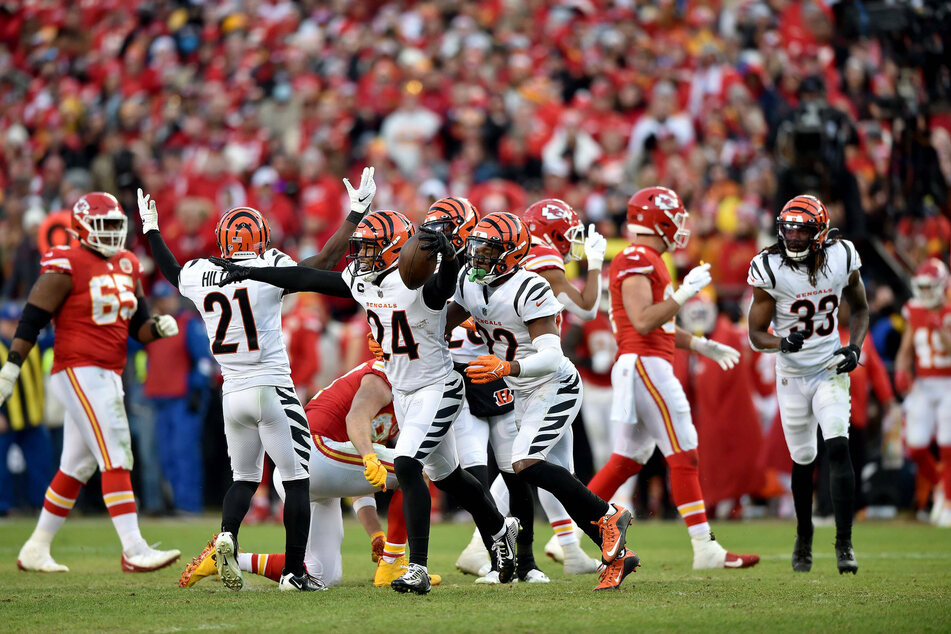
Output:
1,516,949,633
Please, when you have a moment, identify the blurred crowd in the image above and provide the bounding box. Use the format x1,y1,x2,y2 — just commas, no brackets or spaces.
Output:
2,0,951,518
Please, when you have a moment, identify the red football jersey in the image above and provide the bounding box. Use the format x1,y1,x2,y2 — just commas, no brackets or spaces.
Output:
306,361,398,446
576,312,615,387
40,246,142,374
609,244,675,362
522,242,566,274
902,300,951,378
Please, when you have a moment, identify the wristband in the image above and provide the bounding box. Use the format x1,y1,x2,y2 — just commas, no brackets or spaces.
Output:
346,210,365,225
6,350,23,366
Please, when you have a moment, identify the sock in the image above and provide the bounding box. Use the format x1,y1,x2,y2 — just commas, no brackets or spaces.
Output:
588,453,642,501
465,464,490,489
237,553,285,582
221,480,259,542
394,457,431,568
433,466,504,552
517,461,609,548
666,450,710,538
910,447,939,485
942,447,951,498
791,460,816,539
826,437,855,543
101,469,146,553
551,519,576,546
281,477,310,577
538,487,576,546
383,489,407,563
501,471,536,573
31,470,84,545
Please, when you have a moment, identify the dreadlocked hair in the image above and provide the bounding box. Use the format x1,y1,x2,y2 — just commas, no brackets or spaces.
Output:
766,232,841,287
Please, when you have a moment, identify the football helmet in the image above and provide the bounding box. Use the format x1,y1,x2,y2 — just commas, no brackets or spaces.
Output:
523,198,585,260
912,258,949,309
626,187,690,250
465,212,530,285
216,207,271,259
777,195,830,261
421,197,478,255
347,210,415,282
72,192,127,257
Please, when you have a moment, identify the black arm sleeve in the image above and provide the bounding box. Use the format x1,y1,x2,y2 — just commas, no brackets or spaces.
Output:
128,300,151,342
245,266,352,298
147,230,183,287
422,256,460,310
14,303,53,345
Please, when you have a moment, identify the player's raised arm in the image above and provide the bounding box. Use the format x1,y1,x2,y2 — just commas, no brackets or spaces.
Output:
420,228,460,310
210,257,352,297
538,225,607,320
299,167,376,270
138,188,183,287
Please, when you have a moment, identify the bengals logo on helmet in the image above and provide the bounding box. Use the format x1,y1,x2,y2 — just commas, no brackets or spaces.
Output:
216,207,271,258
493,388,514,406
347,210,415,280
465,212,531,285
422,197,478,252
777,194,830,260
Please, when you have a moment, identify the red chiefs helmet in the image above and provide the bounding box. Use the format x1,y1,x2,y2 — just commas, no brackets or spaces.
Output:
777,194,831,261
626,187,690,250
523,198,585,260
71,192,127,257
912,258,949,309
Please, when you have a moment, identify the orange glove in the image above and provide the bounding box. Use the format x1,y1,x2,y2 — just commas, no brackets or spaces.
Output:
367,333,384,362
460,317,478,333
466,354,511,384
895,368,912,396
370,531,385,562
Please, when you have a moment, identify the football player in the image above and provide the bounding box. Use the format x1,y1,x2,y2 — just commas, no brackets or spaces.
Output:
212,209,518,595
139,168,378,592
895,258,951,527
748,194,868,573
3,193,181,573
447,212,638,591
587,186,758,571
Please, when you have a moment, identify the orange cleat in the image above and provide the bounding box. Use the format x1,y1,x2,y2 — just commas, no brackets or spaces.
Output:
594,504,632,565
179,535,218,587
593,549,640,591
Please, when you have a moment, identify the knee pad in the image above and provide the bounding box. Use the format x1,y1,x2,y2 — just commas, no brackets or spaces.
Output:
394,456,423,483
825,436,851,463
791,446,818,466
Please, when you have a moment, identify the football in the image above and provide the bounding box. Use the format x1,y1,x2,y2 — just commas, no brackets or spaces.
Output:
398,233,437,289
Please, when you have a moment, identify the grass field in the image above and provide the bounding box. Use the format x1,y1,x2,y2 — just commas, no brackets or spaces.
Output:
1,516,950,633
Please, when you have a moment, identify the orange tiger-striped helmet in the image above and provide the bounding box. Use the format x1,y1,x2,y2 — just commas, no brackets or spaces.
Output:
421,197,478,254
347,210,415,281
464,212,530,285
777,194,830,261
216,207,271,258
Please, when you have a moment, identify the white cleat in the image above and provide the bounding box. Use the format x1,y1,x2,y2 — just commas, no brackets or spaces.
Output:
937,507,951,528
561,541,601,575
475,570,500,584
214,532,243,590
516,568,550,583
121,545,181,572
17,541,69,573
456,532,491,576
931,485,945,526
543,534,564,563
692,533,759,569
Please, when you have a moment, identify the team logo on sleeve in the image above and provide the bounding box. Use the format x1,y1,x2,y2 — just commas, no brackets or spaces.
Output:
493,388,514,406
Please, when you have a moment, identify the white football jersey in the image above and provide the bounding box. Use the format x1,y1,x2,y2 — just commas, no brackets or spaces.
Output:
342,268,453,392
747,240,861,377
448,324,489,364
454,267,572,391
178,249,295,394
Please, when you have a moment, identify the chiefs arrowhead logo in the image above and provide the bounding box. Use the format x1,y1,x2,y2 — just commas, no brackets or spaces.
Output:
493,388,513,406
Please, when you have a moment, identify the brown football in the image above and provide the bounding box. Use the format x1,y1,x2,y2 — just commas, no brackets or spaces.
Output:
398,233,437,289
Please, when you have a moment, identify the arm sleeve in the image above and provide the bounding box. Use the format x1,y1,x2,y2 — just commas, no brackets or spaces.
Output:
244,265,352,297
128,300,151,342
147,230,183,288
422,255,461,311
517,333,566,377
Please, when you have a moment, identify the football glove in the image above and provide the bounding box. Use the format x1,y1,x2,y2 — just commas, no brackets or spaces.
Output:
830,343,861,374
466,354,511,384
362,452,388,489
894,368,912,396
583,224,607,270
370,531,385,563
672,263,712,306
344,166,376,222
780,330,806,353
367,333,385,362
460,317,478,333
137,188,159,233
418,226,454,260
0,361,22,407
209,256,253,285
152,314,179,338
690,336,741,370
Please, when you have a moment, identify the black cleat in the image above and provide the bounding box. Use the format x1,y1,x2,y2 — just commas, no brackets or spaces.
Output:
279,571,327,591
492,517,520,584
835,539,858,575
392,563,432,595
792,534,813,572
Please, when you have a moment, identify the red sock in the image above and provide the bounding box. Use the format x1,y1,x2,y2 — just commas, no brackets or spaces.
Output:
250,553,285,582
910,447,939,487
588,453,642,500
386,490,407,545
666,450,709,536
101,468,137,517
941,446,951,495
42,470,84,518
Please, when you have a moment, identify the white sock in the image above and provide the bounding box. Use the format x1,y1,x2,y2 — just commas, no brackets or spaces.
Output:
111,512,148,553
551,520,578,546
30,511,67,545
237,553,252,572
688,523,712,539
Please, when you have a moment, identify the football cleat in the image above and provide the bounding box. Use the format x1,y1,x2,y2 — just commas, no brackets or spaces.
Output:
517,568,550,583
561,541,601,575
475,570,500,585
593,549,640,591
214,532,243,590
595,504,632,565
792,534,813,572
491,517,520,583
122,545,181,573
279,571,327,591
179,536,218,587
391,562,432,595
17,540,69,573
692,532,759,570
374,556,407,587
456,532,491,576
835,539,858,575
543,534,564,563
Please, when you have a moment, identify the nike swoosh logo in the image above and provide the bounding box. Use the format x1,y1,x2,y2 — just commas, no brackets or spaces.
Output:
605,541,620,559
359,194,371,203
535,300,545,306
723,558,743,568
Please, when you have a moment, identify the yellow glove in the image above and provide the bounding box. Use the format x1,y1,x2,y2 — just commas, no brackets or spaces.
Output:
466,354,511,384
362,452,388,489
370,531,385,563
367,333,385,362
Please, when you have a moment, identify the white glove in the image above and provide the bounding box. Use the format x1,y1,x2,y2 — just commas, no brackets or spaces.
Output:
343,166,376,217
137,188,159,233
672,263,712,306
584,224,607,270
690,336,741,371
152,314,179,338
0,361,21,407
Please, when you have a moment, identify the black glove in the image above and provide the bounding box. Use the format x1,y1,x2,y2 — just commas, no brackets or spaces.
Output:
780,330,806,353
209,256,252,286
833,343,861,374
417,227,453,260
